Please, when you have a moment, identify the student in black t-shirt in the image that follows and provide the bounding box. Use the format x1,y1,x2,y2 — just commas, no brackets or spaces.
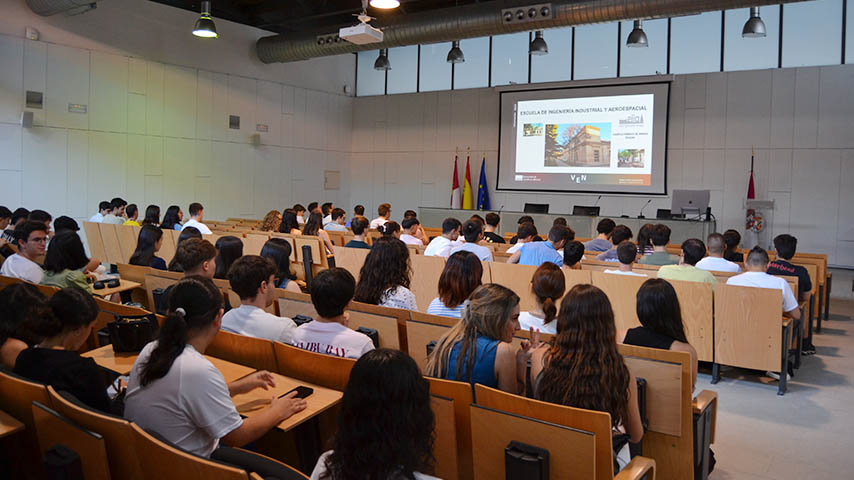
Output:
766,234,815,354
483,212,505,244
14,287,112,413
722,229,745,263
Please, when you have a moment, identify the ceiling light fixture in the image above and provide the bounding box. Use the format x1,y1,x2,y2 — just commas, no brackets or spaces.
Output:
374,48,391,71
742,7,767,38
447,41,465,64
193,1,218,38
626,20,648,47
529,31,548,55
369,0,400,8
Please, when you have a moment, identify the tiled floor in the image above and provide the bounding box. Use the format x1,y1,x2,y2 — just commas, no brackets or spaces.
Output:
704,268,854,479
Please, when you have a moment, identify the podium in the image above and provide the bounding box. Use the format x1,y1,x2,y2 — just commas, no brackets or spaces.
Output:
745,199,774,250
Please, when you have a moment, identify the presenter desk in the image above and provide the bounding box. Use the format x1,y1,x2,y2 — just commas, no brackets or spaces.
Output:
418,207,716,244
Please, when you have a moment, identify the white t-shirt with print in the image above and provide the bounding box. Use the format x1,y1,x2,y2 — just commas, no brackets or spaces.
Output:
0,254,44,283
696,256,741,273
181,218,212,235
291,321,375,359
221,304,297,344
726,271,799,312
380,286,418,311
310,451,439,480
124,342,243,458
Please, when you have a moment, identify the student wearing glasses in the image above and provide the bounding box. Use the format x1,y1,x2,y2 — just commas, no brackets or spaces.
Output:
0,221,48,283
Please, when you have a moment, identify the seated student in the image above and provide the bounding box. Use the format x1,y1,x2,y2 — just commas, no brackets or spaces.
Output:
293,204,307,224
223,256,297,343
506,222,537,254
426,251,482,318
519,262,565,334
125,276,307,458
403,210,428,243
508,225,571,267
214,236,243,280
279,209,302,235
307,202,320,216
157,238,218,315
482,212,505,244
40,232,93,293
354,237,417,310
129,225,167,270
14,287,112,413
509,216,544,244
142,205,161,227
53,216,80,235
530,285,643,471
604,242,648,277
597,225,634,261
321,202,334,226
123,204,141,226
450,219,493,261
722,229,744,263
89,201,111,223
635,223,655,256
260,210,281,232
0,283,46,369
584,218,616,252
167,227,202,272
102,198,126,225
181,202,212,234
344,216,371,249
552,217,567,227
291,268,374,359
0,206,12,247
696,233,741,273
562,241,585,270
160,205,184,231
345,205,364,228
324,208,348,232
260,238,301,293
378,221,401,239
657,238,716,284
426,284,534,394
303,212,336,255
618,279,698,387
370,203,391,230
424,218,462,257
766,234,815,355
311,349,437,480
0,221,48,283
638,224,680,266
399,217,425,245
29,209,53,234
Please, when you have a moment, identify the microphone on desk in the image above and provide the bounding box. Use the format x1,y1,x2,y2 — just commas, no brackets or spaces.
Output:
638,199,652,219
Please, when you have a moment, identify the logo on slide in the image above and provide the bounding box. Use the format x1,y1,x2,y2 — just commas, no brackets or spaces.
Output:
569,174,588,183
619,114,644,126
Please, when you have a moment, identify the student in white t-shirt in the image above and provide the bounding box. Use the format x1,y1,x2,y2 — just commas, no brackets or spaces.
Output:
311,349,438,480
89,201,111,223
424,218,462,257
604,242,649,277
321,202,334,226
0,221,47,283
369,203,391,230
518,262,566,334
222,255,297,343
181,202,212,234
450,219,494,261
125,277,306,460
399,217,425,245
696,233,741,273
291,268,374,359
354,237,418,310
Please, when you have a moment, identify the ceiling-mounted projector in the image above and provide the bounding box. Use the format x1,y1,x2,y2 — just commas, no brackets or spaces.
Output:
339,9,383,44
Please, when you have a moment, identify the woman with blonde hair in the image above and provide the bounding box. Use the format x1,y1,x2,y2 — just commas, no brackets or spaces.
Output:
518,262,566,334
426,284,536,394
260,210,282,232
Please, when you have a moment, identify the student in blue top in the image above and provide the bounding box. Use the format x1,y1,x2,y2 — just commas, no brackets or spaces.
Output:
425,284,539,394
507,225,572,267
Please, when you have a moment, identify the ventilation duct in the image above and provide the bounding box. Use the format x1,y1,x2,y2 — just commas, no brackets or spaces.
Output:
257,0,807,64
26,0,100,16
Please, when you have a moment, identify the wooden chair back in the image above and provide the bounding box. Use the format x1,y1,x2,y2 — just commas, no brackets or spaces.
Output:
273,341,356,391
348,301,408,351
116,225,139,263
143,271,181,311
116,263,152,307
406,312,457,371
489,262,538,311
668,279,714,362
83,222,107,263
409,254,446,312
430,394,459,480
714,284,784,371
207,330,278,372
276,290,318,319
34,283,59,297
157,228,177,264
0,369,51,476
32,401,111,480
130,423,249,479
428,377,475,480
242,233,270,256
98,223,124,265
591,271,647,330
0,274,25,289
480,260,492,283
332,246,369,280
295,236,327,266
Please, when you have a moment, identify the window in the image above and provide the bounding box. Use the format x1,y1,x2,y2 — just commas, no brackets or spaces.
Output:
419,42,452,92
619,19,668,77
530,27,572,83
724,7,780,71
491,32,529,86
670,12,722,74
386,45,418,94
453,37,490,90
782,0,843,67
574,23,618,80
356,50,385,96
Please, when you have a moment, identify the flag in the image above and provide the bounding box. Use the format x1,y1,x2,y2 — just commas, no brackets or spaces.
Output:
450,156,461,209
462,154,474,210
477,157,490,210
747,163,756,200
745,150,760,247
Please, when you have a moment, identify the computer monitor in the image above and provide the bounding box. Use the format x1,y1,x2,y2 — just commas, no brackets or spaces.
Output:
523,203,549,214
656,209,672,220
671,190,710,217
572,206,600,216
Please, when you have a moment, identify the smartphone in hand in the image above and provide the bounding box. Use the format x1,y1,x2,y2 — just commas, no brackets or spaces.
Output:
280,385,314,399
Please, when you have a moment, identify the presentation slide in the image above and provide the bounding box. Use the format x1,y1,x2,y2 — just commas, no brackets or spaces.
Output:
497,83,669,195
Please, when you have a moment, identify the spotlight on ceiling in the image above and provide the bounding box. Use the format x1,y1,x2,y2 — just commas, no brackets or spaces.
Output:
742,7,767,38
193,1,218,38
529,31,548,55
447,41,465,64
369,0,400,8
374,49,391,71
626,20,648,48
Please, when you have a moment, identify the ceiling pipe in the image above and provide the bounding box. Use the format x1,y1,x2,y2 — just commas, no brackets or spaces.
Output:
257,0,809,64
26,0,101,16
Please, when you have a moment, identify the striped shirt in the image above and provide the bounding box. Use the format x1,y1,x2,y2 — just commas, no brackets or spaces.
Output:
426,298,464,318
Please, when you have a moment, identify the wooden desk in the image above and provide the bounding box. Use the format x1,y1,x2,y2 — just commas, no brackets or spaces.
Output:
82,345,256,382
92,279,141,298
0,409,24,438
231,372,342,432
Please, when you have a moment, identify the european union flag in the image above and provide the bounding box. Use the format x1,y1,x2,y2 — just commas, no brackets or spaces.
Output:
476,158,490,210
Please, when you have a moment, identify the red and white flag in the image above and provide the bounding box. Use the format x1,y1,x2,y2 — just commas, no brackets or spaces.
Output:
450,155,461,209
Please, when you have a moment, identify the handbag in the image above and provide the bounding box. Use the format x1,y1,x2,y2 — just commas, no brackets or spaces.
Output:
107,312,159,353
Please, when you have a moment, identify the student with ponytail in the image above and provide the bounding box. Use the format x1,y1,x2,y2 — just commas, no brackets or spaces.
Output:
377,220,401,239
425,284,538,394
124,276,307,458
518,262,566,334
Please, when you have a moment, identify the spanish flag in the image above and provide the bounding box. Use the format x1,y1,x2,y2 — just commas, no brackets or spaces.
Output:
462,154,474,210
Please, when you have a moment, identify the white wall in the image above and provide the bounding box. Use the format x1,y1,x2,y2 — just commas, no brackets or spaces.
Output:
349,65,854,267
0,0,354,227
